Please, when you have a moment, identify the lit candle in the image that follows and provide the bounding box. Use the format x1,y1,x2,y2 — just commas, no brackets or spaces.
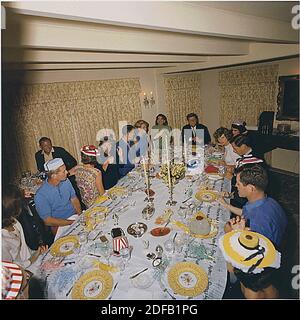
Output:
165,137,172,190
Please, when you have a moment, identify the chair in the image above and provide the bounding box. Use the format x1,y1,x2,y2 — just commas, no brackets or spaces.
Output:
258,111,274,135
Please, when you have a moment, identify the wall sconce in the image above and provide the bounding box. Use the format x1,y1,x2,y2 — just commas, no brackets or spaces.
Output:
143,91,155,108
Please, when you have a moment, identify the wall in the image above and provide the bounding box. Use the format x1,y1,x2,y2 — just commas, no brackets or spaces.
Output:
198,57,299,173
19,68,160,129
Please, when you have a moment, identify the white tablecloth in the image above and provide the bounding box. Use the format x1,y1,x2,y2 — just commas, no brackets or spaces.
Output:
37,167,231,300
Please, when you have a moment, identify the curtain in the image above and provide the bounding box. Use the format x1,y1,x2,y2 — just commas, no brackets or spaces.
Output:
7,78,142,175
164,73,202,129
219,64,279,128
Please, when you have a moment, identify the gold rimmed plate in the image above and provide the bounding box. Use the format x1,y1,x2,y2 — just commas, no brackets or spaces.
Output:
167,262,208,297
71,270,113,300
50,235,79,257
194,190,217,202
107,186,128,197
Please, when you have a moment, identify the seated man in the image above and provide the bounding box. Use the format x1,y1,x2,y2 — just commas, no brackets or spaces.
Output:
117,125,140,178
35,137,77,172
218,164,287,249
35,136,84,209
181,113,211,148
34,158,81,232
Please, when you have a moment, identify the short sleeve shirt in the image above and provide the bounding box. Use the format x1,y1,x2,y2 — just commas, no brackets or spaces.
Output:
34,179,76,220
242,197,287,247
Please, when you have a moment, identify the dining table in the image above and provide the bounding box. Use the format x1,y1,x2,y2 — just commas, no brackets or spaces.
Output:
35,152,231,300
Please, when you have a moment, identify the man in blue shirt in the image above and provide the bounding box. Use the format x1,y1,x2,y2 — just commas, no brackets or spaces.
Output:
117,125,140,178
218,164,287,248
34,158,82,229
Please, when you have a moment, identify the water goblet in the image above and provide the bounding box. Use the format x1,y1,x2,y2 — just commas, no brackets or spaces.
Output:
163,239,175,257
102,245,111,265
120,247,131,266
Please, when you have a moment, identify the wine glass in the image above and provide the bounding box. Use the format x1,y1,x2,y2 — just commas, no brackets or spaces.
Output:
102,245,111,265
120,247,131,266
163,239,175,257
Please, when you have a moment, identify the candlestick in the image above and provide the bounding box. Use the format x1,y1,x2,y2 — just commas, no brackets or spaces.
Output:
165,138,172,191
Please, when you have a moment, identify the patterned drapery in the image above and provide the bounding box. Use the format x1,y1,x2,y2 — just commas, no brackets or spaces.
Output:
219,64,278,128
164,73,202,129
6,78,142,175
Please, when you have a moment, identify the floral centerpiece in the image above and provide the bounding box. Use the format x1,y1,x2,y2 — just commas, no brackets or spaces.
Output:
160,163,186,185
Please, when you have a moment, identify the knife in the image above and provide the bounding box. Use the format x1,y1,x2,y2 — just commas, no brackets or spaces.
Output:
129,268,148,279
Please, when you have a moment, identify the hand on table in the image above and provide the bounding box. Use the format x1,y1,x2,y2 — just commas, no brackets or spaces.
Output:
229,216,247,231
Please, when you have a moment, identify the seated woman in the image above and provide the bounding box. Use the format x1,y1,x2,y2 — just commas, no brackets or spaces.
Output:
213,127,240,179
2,185,48,270
69,145,105,208
151,114,172,163
134,119,151,158
231,120,248,137
97,135,120,190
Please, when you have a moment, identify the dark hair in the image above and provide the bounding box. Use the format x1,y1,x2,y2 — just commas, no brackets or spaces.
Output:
236,164,268,191
155,114,168,126
122,125,135,136
231,134,251,147
213,127,232,142
39,137,51,145
234,267,279,292
134,120,149,133
81,152,98,166
231,121,247,134
2,185,23,228
186,113,199,123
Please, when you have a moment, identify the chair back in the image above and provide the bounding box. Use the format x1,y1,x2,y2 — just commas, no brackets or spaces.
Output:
258,111,274,135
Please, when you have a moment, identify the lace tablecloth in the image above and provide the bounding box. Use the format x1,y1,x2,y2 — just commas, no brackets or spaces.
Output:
37,167,231,300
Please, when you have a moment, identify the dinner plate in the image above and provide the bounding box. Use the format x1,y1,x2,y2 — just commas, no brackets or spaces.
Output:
50,235,79,257
127,222,147,238
167,262,208,297
93,195,110,205
150,227,171,237
131,272,154,289
194,190,217,202
84,206,108,220
71,270,113,300
107,186,128,197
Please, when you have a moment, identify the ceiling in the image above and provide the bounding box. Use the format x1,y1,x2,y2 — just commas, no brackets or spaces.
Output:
2,1,299,74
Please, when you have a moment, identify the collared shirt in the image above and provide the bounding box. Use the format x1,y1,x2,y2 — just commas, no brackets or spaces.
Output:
242,197,287,247
42,148,54,163
34,178,76,221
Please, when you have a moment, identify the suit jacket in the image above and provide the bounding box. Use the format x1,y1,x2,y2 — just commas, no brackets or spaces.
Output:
35,146,77,172
181,123,211,146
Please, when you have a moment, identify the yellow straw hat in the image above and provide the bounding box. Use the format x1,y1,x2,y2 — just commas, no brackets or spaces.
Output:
219,230,281,274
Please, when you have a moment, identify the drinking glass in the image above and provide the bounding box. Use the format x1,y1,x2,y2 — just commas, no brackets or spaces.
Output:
102,245,111,265
120,247,131,265
163,239,175,257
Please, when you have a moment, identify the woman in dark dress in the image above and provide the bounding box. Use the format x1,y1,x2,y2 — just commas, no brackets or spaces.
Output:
96,136,120,190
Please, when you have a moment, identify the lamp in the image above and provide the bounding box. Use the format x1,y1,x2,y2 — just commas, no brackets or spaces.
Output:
143,92,155,108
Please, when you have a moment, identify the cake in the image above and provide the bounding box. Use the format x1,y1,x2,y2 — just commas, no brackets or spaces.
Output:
189,216,211,235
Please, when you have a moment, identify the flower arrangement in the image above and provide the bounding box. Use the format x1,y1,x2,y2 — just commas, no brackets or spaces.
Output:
160,163,186,184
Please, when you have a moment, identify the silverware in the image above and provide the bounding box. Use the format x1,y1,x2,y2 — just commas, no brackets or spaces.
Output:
66,285,73,297
108,281,119,300
88,253,101,258
182,196,192,204
164,220,170,228
159,281,176,300
130,268,148,279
